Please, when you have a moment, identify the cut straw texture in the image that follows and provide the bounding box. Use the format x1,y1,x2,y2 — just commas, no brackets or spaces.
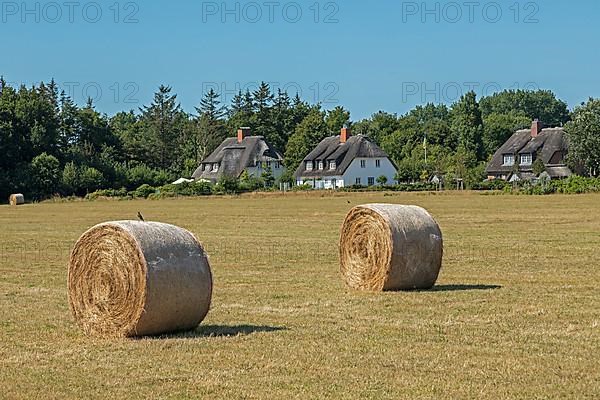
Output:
340,204,443,291
68,221,212,337
9,194,24,206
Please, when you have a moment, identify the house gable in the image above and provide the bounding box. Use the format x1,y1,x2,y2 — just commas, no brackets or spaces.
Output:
486,121,571,180
192,130,284,181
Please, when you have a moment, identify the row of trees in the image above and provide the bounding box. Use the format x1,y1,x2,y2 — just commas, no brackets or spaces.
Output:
1,76,598,200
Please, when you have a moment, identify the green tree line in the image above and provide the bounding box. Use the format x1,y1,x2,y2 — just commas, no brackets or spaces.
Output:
1,76,596,201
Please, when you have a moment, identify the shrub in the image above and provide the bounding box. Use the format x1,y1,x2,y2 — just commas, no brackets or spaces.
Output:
217,176,240,194
61,162,79,195
134,184,157,198
239,171,264,192
471,179,509,191
292,184,313,192
79,167,106,194
30,153,61,199
85,187,128,200
126,164,155,189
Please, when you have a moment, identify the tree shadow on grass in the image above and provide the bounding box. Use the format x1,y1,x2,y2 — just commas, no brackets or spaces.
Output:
144,324,288,340
427,284,502,292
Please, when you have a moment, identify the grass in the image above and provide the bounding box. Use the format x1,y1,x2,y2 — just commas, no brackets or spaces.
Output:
1,191,599,399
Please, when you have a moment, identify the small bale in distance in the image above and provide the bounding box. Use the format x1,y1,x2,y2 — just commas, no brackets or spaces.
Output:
68,221,212,337
9,194,25,206
339,204,443,291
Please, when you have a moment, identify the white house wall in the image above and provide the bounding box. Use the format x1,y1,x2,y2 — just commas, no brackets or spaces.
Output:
297,157,397,188
342,157,397,186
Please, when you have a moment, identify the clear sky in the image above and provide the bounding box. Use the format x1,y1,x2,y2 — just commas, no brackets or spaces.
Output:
1,0,599,120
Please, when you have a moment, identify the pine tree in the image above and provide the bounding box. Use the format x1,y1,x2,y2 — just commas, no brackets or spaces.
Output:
197,88,227,120
325,106,351,136
140,85,186,170
272,89,293,149
230,90,245,115
58,91,79,156
191,89,228,163
251,82,278,146
227,90,253,133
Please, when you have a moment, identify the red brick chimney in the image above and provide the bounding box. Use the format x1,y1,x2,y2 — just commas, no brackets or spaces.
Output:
237,127,251,143
340,126,350,143
531,119,542,138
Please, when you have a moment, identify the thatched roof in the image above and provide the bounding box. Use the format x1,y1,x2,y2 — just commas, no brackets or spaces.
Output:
486,127,572,179
193,136,283,181
295,134,391,178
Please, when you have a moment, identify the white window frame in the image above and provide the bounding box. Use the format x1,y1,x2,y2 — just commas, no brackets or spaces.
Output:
503,154,515,166
375,159,381,168
329,161,336,170
355,177,361,185
520,153,533,166
306,161,313,171
318,161,324,170
368,177,375,186
360,160,366,168
213,163,219,172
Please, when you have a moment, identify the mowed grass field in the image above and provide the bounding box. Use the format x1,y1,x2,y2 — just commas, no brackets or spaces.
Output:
1,192,599,399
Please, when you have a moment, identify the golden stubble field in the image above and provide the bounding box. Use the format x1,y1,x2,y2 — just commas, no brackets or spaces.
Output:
1,191,599,399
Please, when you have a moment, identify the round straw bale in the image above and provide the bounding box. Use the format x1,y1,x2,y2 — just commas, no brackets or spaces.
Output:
9,194,25,206
340,204,443,291
68,221,212,337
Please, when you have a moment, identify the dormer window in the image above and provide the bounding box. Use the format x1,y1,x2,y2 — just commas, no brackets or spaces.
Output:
318,161,324,170
329,161,336,170
503,154,515,166
212,163,219,172
520,153,532,166
306,161,313,171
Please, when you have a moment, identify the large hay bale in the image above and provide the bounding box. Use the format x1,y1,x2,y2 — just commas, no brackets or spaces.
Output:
68,221,212,337
9,194,24,206
340,204,443,291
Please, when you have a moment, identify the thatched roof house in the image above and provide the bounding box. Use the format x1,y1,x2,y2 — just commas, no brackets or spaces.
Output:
295,127,397,189
192,128,284,182
486,120,572,181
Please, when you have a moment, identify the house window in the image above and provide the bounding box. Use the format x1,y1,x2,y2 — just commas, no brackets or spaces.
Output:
368,177,375,186
355,177,361,185
318,161,324,170
266,161,272,168
503,154,515,166
375,159,381,168
360,160,366,168
329,161,336,170
212,163,219,172
306,161,313,171
520,153,533,166
274,161,281,169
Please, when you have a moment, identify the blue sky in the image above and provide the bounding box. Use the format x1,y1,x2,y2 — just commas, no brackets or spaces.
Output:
1,0,599,120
